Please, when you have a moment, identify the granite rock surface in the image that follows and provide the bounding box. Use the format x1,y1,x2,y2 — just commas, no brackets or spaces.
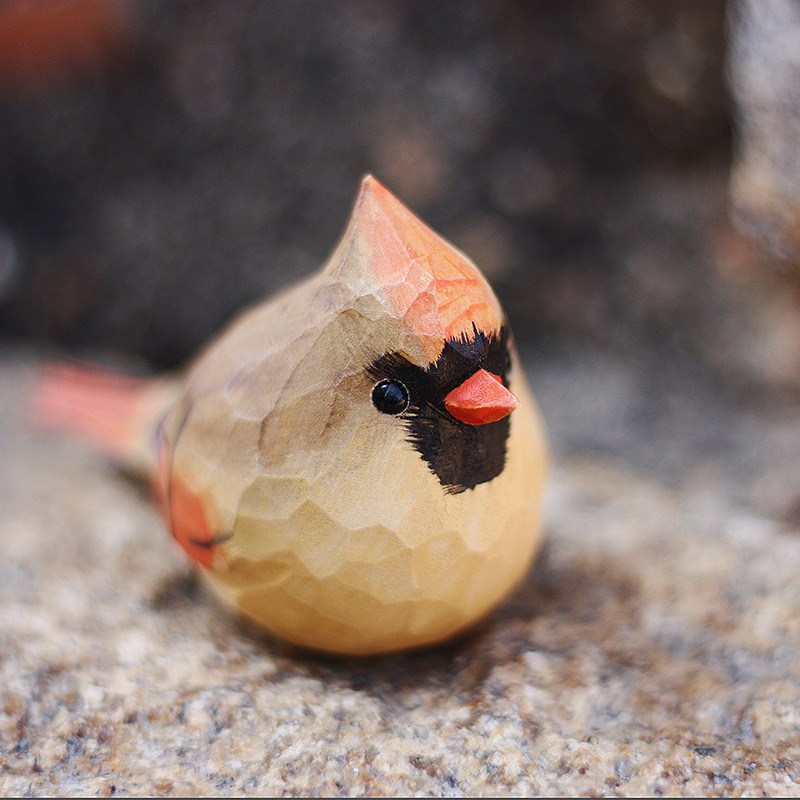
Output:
2,347,800,797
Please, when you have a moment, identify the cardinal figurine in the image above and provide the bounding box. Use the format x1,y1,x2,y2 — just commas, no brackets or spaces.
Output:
36,176,548,655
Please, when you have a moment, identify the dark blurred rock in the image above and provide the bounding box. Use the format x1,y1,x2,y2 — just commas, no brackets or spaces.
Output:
0,228,22,305
0,0,729,366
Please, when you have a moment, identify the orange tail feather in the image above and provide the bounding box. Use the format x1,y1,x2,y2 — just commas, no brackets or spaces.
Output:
32,360,180,474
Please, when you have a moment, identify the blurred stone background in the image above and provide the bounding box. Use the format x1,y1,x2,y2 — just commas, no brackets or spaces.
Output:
0,0,733,365
3,0,800,795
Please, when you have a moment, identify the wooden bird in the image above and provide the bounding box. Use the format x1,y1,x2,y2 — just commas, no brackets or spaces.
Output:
36,176,548,655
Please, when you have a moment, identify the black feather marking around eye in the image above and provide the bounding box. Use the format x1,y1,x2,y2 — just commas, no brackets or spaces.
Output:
367,325,513,493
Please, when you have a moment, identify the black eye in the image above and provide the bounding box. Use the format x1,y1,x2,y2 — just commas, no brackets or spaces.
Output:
371,380,409,415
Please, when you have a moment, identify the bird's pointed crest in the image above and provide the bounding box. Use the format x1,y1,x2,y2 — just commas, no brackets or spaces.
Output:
334,175,504,357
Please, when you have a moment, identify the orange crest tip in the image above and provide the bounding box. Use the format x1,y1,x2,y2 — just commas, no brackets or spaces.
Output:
343,175,504,349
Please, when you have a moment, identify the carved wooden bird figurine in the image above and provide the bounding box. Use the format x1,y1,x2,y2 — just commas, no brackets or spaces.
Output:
36,176,548,655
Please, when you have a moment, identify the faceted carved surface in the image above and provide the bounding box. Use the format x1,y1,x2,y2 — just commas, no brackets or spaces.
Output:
158,177,548,654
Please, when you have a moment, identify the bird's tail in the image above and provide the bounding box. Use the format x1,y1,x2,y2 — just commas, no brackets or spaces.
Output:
32,360,181,476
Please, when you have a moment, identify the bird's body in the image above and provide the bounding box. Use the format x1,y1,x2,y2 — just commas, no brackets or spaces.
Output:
37,176,547,655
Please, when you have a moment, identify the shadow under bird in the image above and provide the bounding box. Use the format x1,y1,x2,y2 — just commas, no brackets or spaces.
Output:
36,175,548,655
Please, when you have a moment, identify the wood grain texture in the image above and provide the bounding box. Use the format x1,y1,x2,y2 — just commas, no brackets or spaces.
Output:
158,176,547,654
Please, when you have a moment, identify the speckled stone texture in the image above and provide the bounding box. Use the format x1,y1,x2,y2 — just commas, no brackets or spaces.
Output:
2,346,800,796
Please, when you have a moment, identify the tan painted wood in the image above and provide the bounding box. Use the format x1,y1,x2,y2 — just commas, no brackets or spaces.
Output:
153,176,548,654
32,175,547,655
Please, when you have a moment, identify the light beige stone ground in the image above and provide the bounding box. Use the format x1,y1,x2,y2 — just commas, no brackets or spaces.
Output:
1,346,800,796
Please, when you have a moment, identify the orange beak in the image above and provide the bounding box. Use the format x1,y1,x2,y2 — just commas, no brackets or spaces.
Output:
444,369,520,426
